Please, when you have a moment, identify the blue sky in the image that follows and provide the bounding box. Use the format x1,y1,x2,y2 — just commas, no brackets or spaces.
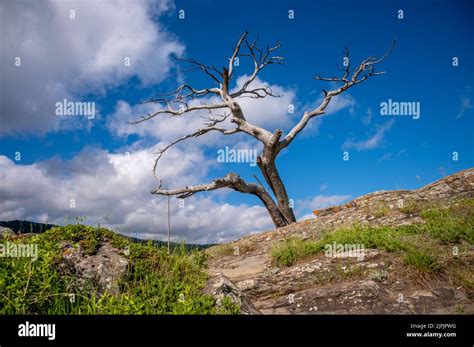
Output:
0,0,472,243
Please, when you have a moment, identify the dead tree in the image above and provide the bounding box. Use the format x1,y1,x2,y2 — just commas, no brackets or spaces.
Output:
132,32,394,228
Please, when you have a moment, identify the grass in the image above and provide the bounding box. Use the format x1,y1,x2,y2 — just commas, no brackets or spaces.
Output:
399,200,423,214
420,199,474,243
272,199,474,271
452,266,474,291
0,224,239,314
404,249,441,272
271,238,320,267
209,244,237,256
374,205,390,218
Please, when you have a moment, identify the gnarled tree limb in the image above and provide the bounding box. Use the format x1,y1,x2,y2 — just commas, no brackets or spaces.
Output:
152,173,287,227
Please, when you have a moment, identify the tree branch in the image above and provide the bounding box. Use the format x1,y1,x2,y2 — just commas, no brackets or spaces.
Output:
130,32,282,144
276,41,395,153
152,172,288,227
228,31,249,80
152,172,253,198
173,56,223,85
151,113,238,185
230,37,284,98
129,101,228,124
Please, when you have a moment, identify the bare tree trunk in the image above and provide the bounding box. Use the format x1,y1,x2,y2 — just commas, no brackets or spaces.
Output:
250,185,288,228
257,154,296,225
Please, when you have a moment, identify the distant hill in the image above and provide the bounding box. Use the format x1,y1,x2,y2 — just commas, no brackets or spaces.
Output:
124,235,214,250
0,220,214,250
0,220,56,234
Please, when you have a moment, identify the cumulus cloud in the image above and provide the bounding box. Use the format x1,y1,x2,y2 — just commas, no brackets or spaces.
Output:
342,119,394,151
0,148,273,244
325,93,356,116
0,0,183,136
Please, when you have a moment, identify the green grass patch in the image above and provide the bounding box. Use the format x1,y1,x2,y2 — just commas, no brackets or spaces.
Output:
0,224,239,314
271,199,473,269
420,199,474,243
271,237,320,267
404,249,441,272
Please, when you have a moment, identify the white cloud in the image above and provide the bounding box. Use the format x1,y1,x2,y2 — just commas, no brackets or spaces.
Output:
0,0,183,136
97,74,302,243
107,100,213,143
0,148,273,244
342,119,394,151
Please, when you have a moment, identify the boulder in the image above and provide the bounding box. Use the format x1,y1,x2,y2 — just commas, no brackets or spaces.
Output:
59,241,128,296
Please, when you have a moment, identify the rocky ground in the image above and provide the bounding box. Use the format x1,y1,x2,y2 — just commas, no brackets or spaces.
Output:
2,169,472,315
205,168,474,314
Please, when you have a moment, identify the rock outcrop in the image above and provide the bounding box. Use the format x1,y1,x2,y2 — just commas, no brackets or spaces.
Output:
59,241,129,295
206,168,474,314
203,273,260,314
313,167,474,230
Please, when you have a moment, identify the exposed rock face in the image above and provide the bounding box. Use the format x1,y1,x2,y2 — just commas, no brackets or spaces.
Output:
313,167,474,230
59,241,128,295
203,273,260,314
206,168,474,314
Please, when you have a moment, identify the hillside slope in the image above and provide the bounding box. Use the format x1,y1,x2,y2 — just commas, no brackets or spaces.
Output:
1,168,472,315
206,168,474,314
